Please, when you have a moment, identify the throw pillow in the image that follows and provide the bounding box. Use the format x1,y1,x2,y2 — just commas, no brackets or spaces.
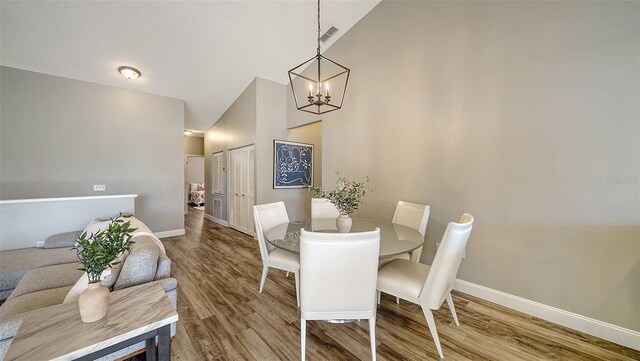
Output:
113,239,160,291
83,219,111,239
44,231,83,249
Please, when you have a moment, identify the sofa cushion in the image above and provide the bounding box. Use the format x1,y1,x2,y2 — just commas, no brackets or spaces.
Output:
44,231,83,249
0,313,22,341
8,263,82,300
0,248,78,295
0,337,12,359
113,238,160,291
0,285,71,321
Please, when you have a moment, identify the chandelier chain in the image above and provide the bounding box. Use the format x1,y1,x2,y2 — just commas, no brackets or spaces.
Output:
317,0,321,55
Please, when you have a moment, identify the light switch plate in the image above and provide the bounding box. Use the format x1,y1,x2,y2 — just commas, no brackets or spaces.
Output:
93,184,106,191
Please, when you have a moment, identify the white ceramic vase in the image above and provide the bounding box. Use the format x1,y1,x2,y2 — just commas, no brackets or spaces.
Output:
336,214,352,233
79,281,110,323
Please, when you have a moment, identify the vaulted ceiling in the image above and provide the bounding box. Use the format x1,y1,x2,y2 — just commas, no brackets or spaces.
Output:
1,1,379,131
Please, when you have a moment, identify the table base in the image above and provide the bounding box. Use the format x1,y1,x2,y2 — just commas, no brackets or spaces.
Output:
75,324,171,361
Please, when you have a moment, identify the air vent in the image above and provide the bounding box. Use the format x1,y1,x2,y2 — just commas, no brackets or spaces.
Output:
320,26,339,43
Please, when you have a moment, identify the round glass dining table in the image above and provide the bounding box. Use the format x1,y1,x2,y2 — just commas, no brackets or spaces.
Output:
265,218,424,257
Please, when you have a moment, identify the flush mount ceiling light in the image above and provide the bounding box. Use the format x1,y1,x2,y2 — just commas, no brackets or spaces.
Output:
288,0,350,115
118,66,141,80
184,130,193,136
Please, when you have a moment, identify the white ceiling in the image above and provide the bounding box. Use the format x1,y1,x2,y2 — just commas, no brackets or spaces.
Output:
1,0,379,131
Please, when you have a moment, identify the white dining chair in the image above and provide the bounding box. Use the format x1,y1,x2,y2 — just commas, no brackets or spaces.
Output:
392,201,430,262
311,198,340,219
253,201,300,307
300,228,380,361
377,214,474,359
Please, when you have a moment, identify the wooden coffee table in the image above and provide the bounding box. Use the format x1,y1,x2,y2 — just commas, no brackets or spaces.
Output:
5,282,178,361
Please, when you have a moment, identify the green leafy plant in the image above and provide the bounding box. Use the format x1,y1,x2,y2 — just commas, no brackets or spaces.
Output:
308,172,371,215
72,214,137,283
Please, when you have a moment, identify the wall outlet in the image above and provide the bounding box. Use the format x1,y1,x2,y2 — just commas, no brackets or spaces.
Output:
36,241,45,248
93,184,106,191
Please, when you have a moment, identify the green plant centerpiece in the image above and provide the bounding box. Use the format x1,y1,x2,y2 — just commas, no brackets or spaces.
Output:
73,214,137,283
72,213,137,323
308,172,370,232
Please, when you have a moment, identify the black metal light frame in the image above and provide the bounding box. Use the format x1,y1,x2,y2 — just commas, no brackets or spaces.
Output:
287,0,350,115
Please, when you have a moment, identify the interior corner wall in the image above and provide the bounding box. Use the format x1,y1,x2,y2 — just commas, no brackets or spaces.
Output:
204,79,257,220
184,136,204,155
290,1,640,331
0,66,185,233
255,78,322,221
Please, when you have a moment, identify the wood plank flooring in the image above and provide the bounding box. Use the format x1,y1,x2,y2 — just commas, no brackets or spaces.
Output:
151,209,640,360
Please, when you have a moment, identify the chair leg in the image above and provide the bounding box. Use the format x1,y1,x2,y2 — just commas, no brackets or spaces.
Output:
446,292,459,326
377,291,381,305
410,246,423,263
422,305,444,358
294,271,300,307
259,266,269,293
301,318,307,361
369,317,377,361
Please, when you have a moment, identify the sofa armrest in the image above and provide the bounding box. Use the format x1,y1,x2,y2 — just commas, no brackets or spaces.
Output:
150,278,177,293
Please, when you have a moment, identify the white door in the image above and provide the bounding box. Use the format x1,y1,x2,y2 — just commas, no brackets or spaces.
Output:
228,145,255,236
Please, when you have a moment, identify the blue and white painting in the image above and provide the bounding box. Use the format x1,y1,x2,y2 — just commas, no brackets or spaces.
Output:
273,140,313,188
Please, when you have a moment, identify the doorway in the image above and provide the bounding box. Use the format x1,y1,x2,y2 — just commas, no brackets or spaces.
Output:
185,155,205,212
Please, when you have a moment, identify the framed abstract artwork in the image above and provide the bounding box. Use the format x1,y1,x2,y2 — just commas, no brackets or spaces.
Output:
273,140,314,189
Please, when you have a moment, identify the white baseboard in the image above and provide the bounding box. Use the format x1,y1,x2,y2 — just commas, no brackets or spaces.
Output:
204,213,228,227
453,279,640,351
154,229,185,238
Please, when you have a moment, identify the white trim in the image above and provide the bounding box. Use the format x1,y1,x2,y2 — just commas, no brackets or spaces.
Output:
0,194,137,205
453,279,640,350
204,213,228,227
154,229,185,238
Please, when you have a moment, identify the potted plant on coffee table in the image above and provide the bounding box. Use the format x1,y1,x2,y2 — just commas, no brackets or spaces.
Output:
72,213,136,323
308,172,370,233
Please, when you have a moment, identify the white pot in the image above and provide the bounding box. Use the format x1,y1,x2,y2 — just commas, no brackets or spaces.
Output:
78,281,109,323
336,214,352,233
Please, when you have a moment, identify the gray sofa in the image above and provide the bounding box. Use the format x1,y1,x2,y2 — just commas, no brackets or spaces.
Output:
0,219,177,360
0,240,81,300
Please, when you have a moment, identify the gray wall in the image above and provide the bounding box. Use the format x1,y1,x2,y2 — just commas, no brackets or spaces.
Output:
288,1,640,330
256,78,322,221
204,79,257,218
0,66,185,233
184,136,204,155
204,78,322,222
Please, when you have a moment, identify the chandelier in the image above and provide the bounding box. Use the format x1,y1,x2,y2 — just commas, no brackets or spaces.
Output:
288,0,350,115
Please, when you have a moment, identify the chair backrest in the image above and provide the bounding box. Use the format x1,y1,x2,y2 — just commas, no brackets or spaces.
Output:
311,198,341,219
300,228,380,321
253,202,290,263
392,201,430,237
420,214,473,309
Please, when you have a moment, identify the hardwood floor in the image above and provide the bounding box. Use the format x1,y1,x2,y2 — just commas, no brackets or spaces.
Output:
156,209,640,360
